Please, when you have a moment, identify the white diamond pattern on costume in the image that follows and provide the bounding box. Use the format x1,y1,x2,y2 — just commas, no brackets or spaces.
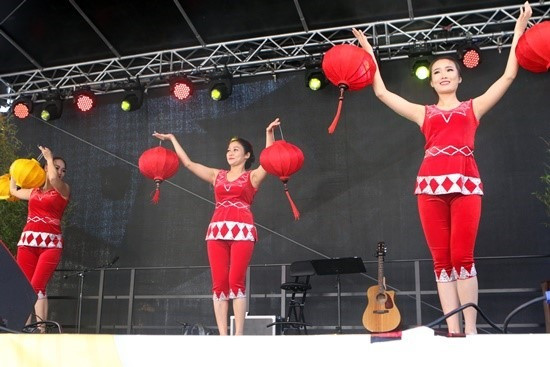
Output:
436,269,456,282
436,265,477,282
215,200,250,210
213,292,228,301
425,101,469,123
458,264,477,280
27,216,61,225
451,268,459,281
229,289,246,299
206,221,256,241
17,231,63,248
415,174,483,195
425,145,474,158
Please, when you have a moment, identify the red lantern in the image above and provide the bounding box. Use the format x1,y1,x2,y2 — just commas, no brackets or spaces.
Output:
322,44,377,134
138,146,179,204
260,140,304,220
516,21,550,73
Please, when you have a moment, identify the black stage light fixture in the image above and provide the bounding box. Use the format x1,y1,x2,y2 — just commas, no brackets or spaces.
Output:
457,43,482,69
40,95,63,122
170,76,194,101
409,43,433,80
305,62,328,91
11,97,33,119
121,86,144,112
209,73,232,101
412,58,431,80
73,88,97,113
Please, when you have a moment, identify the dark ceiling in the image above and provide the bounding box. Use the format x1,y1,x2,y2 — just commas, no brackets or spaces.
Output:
0,0,520,75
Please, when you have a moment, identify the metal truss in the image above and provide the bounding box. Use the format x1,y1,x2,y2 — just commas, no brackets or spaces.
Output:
1,2,548,102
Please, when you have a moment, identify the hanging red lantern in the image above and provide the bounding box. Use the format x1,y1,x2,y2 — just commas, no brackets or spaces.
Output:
138,146,179,204
322,44,377,134
260,140,305,220
516,21,550,73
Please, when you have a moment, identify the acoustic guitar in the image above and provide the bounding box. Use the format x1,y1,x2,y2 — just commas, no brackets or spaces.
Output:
362,242,401,332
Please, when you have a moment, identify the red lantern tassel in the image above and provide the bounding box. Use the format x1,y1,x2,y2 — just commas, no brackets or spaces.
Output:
328,87,346,134
283,183,300,220
151,181,161,204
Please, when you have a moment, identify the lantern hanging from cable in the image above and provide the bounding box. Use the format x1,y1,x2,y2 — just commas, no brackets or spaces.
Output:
516,21,550,73
260,134,304,220
322,43,377,134
0,174,18,201
138,145,180,204
9,158,46,189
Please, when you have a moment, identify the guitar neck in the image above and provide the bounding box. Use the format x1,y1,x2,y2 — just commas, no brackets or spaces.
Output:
377,252,384,292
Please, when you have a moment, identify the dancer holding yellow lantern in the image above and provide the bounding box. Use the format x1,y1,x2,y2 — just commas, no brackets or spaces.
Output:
9,146,70,331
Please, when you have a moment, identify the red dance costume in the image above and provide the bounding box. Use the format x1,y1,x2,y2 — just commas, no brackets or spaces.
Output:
17,188,68,299
205,170,257,301
415,99,482,283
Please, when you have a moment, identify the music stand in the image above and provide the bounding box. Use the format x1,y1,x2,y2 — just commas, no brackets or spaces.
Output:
63,256,119,333
311,257,366,334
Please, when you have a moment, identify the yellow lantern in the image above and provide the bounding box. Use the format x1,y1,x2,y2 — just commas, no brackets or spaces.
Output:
9,158,46,189
0,173,18,201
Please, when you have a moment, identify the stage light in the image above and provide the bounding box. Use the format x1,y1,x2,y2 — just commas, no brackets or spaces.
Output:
412,59,431,80
458,43,482,69
121,87,143,112
40,96,63,122
209,76,232,101
170,76,194,100
305,65,327,91
73,88,96,112
409,43,432,81
11,97,33,119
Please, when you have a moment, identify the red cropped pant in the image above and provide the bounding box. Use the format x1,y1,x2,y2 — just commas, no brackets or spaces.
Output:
207,240,255,301
17,246,62,299
417,194,481,282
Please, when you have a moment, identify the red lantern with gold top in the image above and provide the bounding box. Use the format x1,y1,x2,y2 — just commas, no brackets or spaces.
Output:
138,146,179,204
260,140,304,220
322,43,377,134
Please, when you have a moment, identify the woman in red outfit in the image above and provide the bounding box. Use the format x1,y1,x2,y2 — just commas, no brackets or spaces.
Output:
353,2,531,334
153,118,280,335
10,146,70,330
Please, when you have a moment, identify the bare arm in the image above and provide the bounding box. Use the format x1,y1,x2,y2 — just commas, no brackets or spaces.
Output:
152,132,218,185
473,2,532,120
40,146,70,199
352,28,425,127
250,118,281,188
9,175,32,200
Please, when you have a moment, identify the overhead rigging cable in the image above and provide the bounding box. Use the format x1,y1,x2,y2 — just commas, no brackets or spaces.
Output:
29,115,448,323
29,115,328,258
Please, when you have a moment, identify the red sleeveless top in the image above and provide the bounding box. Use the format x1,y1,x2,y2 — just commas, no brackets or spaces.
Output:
205,170,258,242
415,99,483,196
18,188,69,248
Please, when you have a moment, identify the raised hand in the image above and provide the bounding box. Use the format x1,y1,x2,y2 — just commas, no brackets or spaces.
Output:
515,1,532,35
38,145,53,161
352,28,374,54
266,118,281,133
152,131,174,141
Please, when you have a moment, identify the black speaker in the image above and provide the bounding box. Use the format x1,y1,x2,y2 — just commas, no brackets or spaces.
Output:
0,240,37,331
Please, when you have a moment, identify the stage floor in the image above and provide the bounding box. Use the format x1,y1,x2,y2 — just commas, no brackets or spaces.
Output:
2,327,548,367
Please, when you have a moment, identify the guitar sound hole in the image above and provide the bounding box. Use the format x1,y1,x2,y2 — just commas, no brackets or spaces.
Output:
376,293,387,303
